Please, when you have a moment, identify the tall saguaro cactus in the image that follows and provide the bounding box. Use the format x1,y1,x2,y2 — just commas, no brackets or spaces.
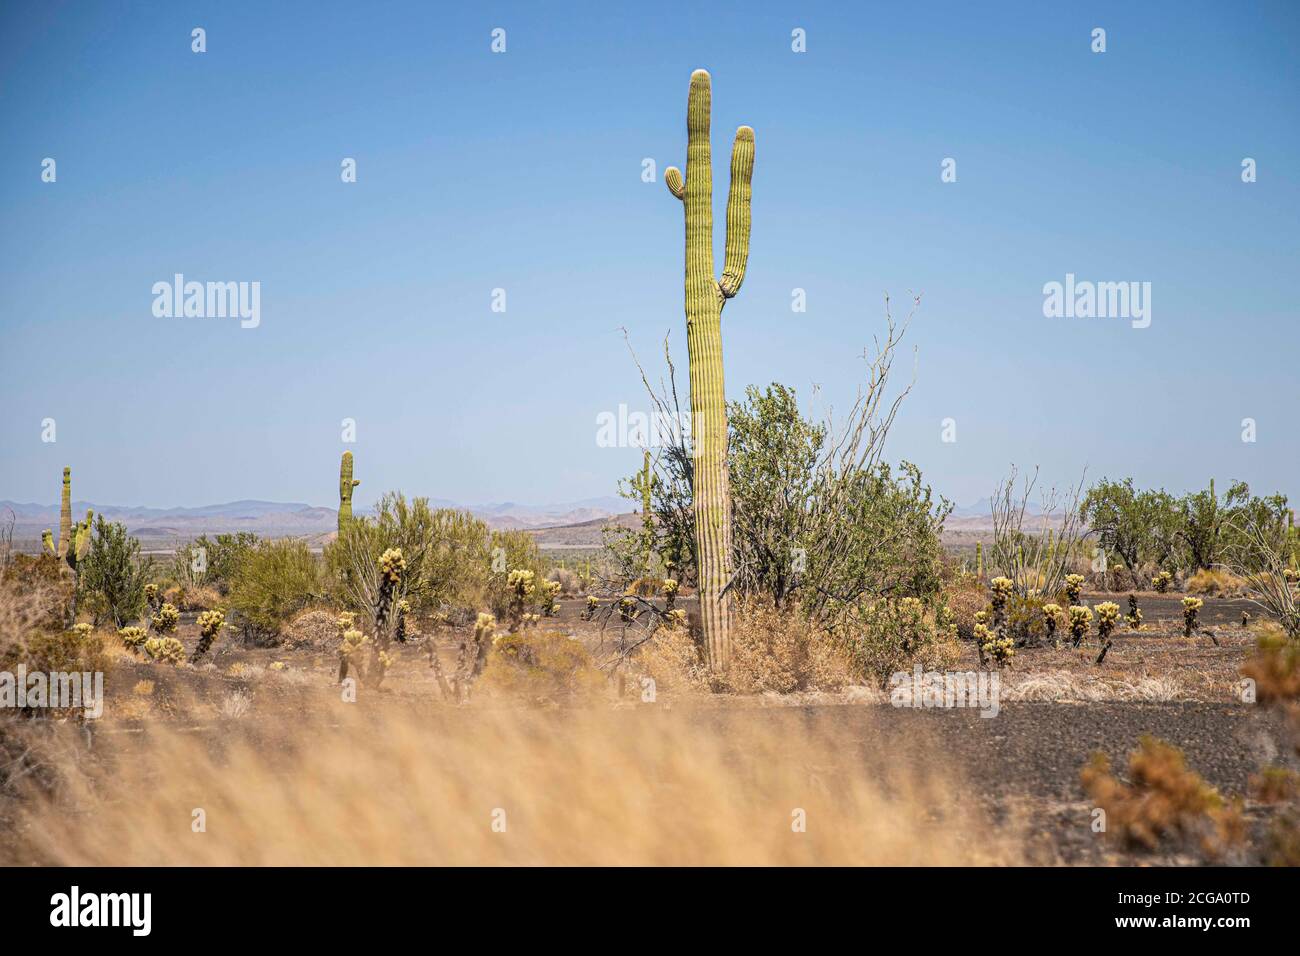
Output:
41,467,92,572
338,451,359,533
663,69,754,672
41,467,93,626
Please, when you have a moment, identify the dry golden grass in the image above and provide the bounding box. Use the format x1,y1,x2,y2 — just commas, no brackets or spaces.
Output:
2,697,1019,866
1184,568,1247,598
725,599,857,694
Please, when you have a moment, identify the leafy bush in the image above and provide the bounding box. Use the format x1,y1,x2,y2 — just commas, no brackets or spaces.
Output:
78,516,152,628
726,383,950,624
171,532,258,596
839,597,960,684
229,540,321,642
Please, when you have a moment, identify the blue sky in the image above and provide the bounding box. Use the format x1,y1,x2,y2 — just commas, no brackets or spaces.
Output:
2,0,1297,511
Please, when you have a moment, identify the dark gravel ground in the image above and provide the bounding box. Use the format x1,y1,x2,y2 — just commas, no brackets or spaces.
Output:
680,699,1296,864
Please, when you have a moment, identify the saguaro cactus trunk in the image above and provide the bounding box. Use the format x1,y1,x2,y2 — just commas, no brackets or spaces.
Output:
664,69,754,672
338,451,359,533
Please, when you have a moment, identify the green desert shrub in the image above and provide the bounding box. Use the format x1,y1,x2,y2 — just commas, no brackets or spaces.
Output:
171,532,258,596
839,596,960,684
229,540,322,643
1005,593,1048,645
78,516,153,628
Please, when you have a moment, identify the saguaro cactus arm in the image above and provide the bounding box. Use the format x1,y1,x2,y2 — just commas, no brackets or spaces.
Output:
719,126,754,298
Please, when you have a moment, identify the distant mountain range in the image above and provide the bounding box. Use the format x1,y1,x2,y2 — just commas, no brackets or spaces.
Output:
0,495,633,548
0,493,1059,551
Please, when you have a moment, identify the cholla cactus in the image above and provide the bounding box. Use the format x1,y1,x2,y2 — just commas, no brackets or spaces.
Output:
394,599,412,643
191,609,226,662
337,628,369,683
662,578,680,611
975,622,1013,667
540,580,561,617
151,603,180,634
119,626,148,652
1182,596,1203,637
379,547,406,583
1041,603,1062,644
664,608,687,629
936,604,957,640
580,595,599,621
144,583,161,613
1094,602,1120,642
72,622,93,638
144,636,185,665
1126,594,1142,630
989,577,1013,628
1153,570,1173,593
1068,605,1093,647
374,548,403,647
619,596,637,624
1064,574,1086,605
506,568,536,630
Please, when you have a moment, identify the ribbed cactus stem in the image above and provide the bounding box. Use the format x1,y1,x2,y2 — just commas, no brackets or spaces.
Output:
664,69,753,673
338,451,359,533
59,466,72,560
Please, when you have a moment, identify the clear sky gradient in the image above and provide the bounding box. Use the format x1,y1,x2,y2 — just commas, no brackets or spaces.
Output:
2,0,1297,510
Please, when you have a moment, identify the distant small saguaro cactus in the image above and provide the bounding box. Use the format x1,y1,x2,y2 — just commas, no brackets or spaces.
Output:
40,466,94,625
338,451,360,533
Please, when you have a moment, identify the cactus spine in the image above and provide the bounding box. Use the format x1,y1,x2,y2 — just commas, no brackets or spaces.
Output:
338,451,359,533
663,69,754,673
